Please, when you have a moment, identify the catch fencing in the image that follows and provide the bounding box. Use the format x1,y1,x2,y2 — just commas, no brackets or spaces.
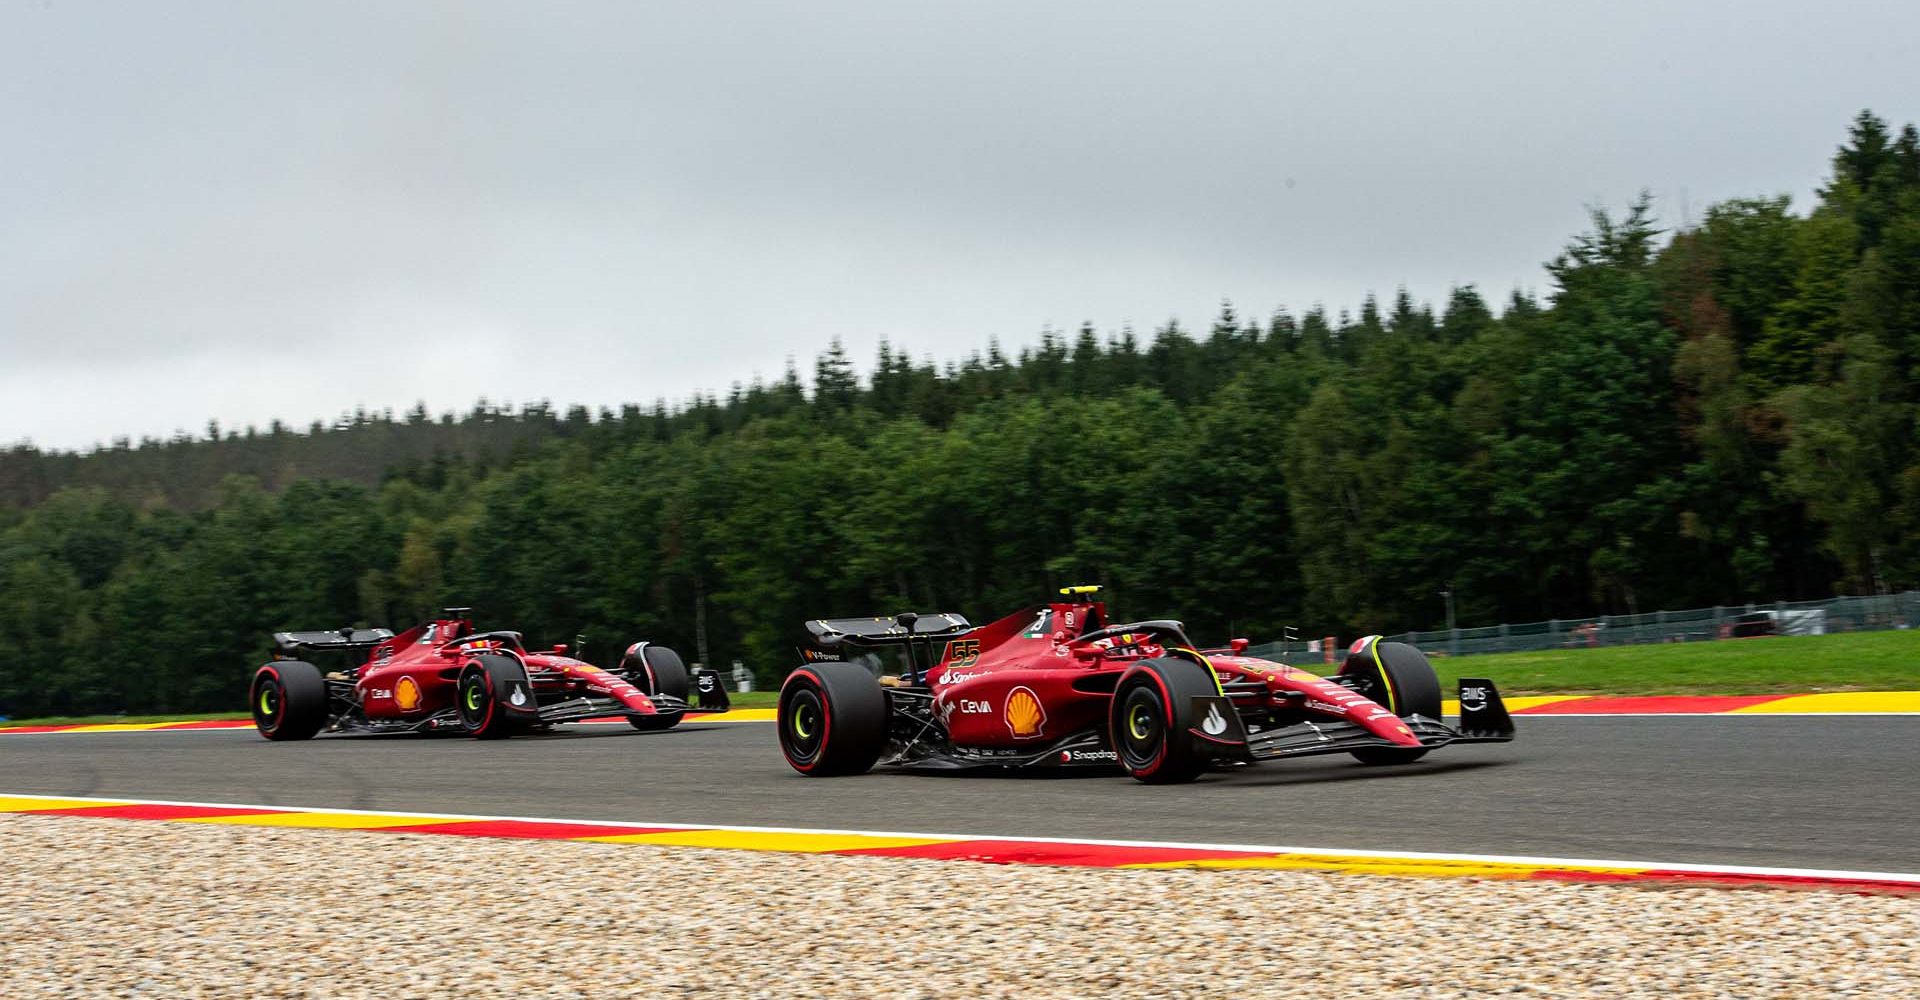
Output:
1242,591,1920,665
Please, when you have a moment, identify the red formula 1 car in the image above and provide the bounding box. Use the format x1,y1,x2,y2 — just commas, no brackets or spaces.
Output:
777,586,1514,783
248,608,691,740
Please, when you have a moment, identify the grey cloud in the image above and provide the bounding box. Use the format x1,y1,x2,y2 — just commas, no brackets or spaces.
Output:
2,0,1915,448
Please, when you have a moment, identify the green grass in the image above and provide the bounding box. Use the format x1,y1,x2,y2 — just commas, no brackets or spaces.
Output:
717,690,778,709
1428,629,1920,696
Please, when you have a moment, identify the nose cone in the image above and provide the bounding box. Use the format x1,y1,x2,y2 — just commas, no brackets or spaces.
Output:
1350,706,1422,746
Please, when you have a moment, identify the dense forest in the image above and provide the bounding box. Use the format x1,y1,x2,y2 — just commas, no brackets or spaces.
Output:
3,112,1918,717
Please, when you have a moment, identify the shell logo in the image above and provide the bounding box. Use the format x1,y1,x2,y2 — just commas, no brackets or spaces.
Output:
1004,686,1046,740
394,676,422,712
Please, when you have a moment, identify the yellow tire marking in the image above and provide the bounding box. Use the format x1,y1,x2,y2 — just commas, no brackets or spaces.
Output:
1366,638,1396,714
1168,647,1227,695
576,830,952,853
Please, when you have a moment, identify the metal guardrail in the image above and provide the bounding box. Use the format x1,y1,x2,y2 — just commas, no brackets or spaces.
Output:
1243,591,1920,665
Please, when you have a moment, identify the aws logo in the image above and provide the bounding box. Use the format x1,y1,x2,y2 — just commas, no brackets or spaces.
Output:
394,676,422,712
1004,686,1046,740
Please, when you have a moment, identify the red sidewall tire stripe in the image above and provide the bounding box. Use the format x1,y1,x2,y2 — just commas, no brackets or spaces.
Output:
481,669,498,733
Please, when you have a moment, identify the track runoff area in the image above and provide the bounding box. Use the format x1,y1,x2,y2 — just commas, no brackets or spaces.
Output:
4,692,1919,891
2,792,1915,893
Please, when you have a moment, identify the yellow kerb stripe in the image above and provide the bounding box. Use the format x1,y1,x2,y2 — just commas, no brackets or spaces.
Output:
1730,691,1920,714
64,723,193,733
181,811,444,830
577,830,953,853
1123,853,1647,879
689,709,777,723
1441,695,1587,715
0,795,134,812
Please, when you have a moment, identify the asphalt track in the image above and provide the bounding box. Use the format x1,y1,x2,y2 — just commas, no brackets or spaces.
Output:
4,716,1914,872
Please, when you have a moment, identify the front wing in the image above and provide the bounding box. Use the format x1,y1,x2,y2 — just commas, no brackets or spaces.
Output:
528,693,695,725
1236,714,1510,761
1226,677,1517,763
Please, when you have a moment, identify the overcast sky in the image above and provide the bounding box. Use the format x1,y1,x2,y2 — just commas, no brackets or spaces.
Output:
3,1,1915,450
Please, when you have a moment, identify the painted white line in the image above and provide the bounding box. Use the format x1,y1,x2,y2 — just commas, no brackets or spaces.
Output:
6,791,1916,885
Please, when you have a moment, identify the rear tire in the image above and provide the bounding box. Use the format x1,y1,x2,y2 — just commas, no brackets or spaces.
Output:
1111,658,1218,784
625,645,690,732
1340,639,1441,765
251,660,327,741
778,662,888,776
457,654,530,740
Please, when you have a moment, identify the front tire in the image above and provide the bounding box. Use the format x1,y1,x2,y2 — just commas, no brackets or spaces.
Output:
1111,658,1219,784
624,644,690,732
457,654,531,740
1340,638,1442,765
251,660,328,741
778,662,888,776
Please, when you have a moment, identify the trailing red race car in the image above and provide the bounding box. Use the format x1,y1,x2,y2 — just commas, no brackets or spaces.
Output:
777,586,1514,783
248,608,691,740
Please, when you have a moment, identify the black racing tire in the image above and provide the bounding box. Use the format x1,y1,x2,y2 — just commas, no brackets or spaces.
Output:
1110,657,1219,784
625,644,690,732
457,654,530,740
250,660,328,741
778,662,888,776
1340,639,1442,765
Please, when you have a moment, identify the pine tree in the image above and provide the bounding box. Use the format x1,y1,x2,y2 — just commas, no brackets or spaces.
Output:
813,338,859,411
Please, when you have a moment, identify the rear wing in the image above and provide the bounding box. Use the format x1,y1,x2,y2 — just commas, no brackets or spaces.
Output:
802,612,973,685
274,628,395,654
803,613,972,648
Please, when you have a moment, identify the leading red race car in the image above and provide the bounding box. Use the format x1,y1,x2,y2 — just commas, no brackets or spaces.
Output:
777,586,1514,783
248,608,692,739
